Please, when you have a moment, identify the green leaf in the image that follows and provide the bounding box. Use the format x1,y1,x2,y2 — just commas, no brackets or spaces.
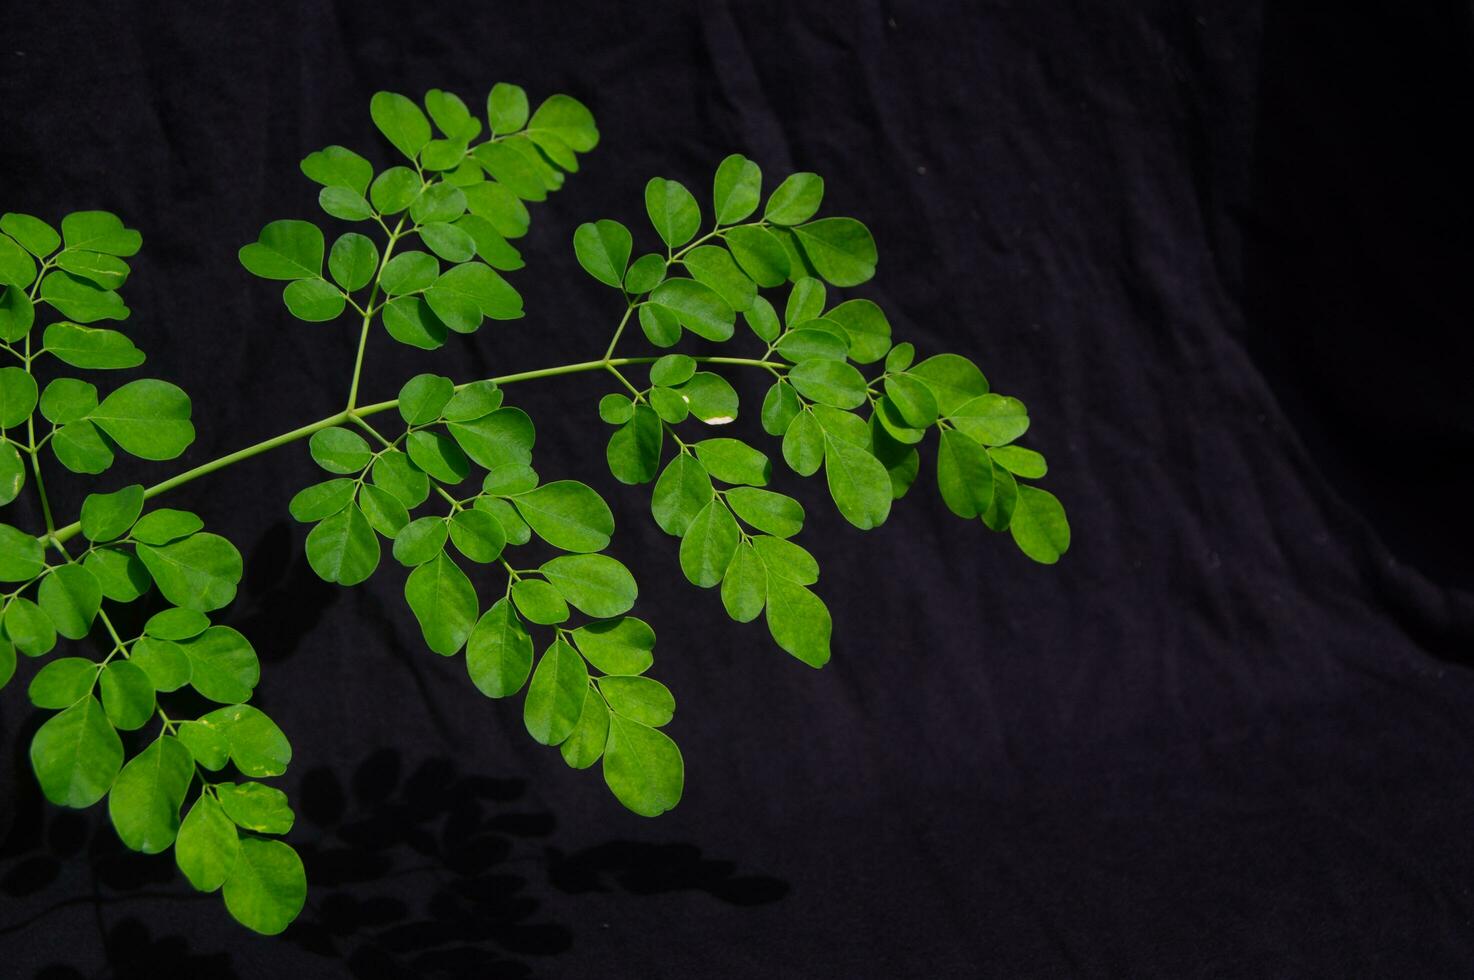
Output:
606,404,663,485
318,185,374,222
982,461,1019,532
108,735,192,853
130,637,191,692
1,212,60,257
0,365,38,427
989,445,1048,479
176,795,239,892
886,342,916,373
764,577,831,668
54,249,130,289
131,508,203,545
405,551,478,654
447,406,535,469
514,481,613,553
785,277,826,327
199,703,292,777
85,547,150,602
301,145,373,195
573,219,632,288
511,578,570,626
392,517,448,566
283,278,346,322
381,295,448,350
482,463,539,495
599,393,634,424
30,695,123,808
599,674,674,728
425,88,478,139
951,393,1029,446
144,607,210,641
311,425,374,474
179,626,259,704
0,442,23,506
560,693,610,769
217,782,295,835
238,219,324,280
909,353,989,416
650,453,714,537
473,140,552,201
682,244,756,311
0,638,12,691
412,186,469,225
397,373,454,425
679,500,739,588
0,233,36,287
420,222,477,263
448,508,506,563
381,251,439,295
725,226,790,287
776,325,848,363
720,541,767,623
541,554,638,619
638,304,680,347
373,450,431,508
527,93,599,152
466,597,533,698
487,82,530,134
793,218,877,286
764,173,824,225
648,388,687,425
358,484,409,537
90,379,194,460
782,411,824,477
884,374,938,430
369,167,421,214
136,532,243,611
827,299,893,364
29,658,97,709
288,478,355,522
173,719,229,769
713,154,762,224
456,214,524,270
5,596,56,656
571,617,655,675
523,636,588,745
60,211,141,256
100,659,156,730
603,715,683,817
725,487,804,538
222,837,306,936
43,321,144,369
823,431,892,530
644,177,700,248
695,438,770,486
788,359,867,410
0,523,45,581
649,278,735,342
371,90,432,159
426,261,522,328
649,354,697,388
38,564,102,639
624,252,667,294
407,430,470,484
306,504,381,586
39,377,97,424
1009,486,1071,563
329,232,378,293
0,284,36,342
760,381,801,437
443,380,503,421
937,429,994,520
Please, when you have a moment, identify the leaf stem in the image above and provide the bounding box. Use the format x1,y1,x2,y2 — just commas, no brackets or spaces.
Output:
44,355,779,546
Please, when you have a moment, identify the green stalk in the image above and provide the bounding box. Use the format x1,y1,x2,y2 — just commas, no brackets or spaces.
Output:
44,354,778,546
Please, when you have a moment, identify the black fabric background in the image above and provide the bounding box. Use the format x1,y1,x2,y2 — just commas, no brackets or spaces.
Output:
3,2,1473,977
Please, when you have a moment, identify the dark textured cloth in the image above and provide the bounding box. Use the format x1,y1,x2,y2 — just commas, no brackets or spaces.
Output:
2,2,1473,977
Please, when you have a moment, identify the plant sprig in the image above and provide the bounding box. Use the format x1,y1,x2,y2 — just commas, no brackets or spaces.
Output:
0,83,1070,936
